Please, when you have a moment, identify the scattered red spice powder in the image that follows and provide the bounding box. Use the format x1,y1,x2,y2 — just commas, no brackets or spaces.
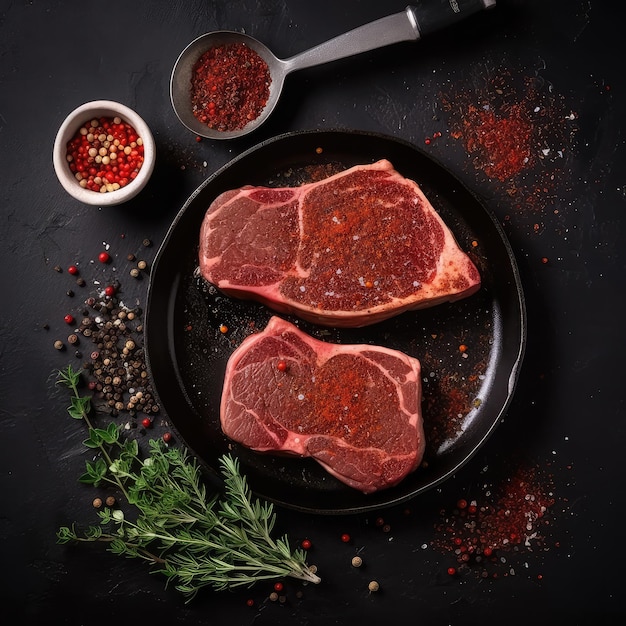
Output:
191,43,271,132
432,462,556,579
440,70,578,213
452,103,533,181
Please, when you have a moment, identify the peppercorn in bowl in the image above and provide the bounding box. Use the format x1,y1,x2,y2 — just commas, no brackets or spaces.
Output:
53,100,156,206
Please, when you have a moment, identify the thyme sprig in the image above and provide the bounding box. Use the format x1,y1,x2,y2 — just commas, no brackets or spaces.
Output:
56,365,320,600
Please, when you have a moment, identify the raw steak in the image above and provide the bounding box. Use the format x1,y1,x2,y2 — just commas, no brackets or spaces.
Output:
220,316,425,494
199,159,480,328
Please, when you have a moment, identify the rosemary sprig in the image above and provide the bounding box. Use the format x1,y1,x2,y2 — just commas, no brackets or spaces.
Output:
56,365,320,600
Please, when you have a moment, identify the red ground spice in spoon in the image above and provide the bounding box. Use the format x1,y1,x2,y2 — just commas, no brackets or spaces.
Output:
190,43,271,132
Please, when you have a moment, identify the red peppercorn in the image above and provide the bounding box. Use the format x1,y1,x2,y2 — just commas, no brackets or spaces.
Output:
447,567,457,576
483,547,493,557
276,360,288,372
301,539,312,550
64,314,75,325
104,285,116,297
245,598,254,607
456,499,468,510
142,418,151,428
98,251,111,264
162,432,173,443
68,265,79,275
273,582,284,592
340,533,351,543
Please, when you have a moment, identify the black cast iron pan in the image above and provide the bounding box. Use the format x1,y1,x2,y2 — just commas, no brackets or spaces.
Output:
145,129,526,515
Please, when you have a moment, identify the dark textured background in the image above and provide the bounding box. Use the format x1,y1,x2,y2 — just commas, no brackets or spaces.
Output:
1,1,624,624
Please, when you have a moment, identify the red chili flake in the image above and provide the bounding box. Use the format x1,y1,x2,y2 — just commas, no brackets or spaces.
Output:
98,252,111,264
190,43,271,133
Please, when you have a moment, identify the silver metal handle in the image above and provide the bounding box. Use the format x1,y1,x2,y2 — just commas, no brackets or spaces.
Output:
282,7,419,74
280,1,495,76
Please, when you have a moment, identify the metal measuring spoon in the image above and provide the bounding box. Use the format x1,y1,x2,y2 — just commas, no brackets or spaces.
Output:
170,0,496,140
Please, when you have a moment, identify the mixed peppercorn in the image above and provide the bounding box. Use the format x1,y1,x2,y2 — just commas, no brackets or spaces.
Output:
66,116,144,193
51,240,163,429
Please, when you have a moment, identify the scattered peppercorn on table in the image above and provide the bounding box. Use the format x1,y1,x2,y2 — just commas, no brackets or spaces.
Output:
1,1,624,624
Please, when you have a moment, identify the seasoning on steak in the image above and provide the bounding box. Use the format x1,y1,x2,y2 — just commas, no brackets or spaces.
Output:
220,316,425,494
199,159,480,328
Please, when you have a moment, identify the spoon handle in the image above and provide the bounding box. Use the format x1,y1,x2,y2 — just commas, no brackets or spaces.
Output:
411,0,496,37
282,0,495,74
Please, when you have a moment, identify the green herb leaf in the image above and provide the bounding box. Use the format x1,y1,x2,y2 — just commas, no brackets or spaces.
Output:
68,395,91,420
79,458,108,485
56,363,320,601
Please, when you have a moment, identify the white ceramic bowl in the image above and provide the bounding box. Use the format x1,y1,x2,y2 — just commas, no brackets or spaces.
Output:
53,100,156,206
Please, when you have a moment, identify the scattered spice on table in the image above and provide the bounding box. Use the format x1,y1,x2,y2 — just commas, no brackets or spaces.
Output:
440,68,578,213
66,116,144,193
432,461,557,579
191,43,271,132
51,239,159,422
